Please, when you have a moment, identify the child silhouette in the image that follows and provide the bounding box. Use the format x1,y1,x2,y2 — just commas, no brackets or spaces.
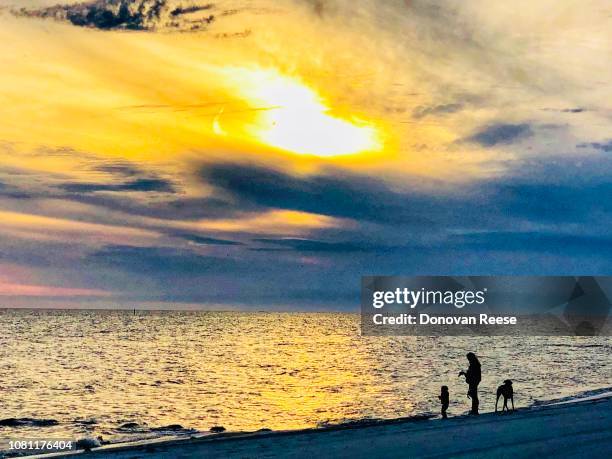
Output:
438,385,449,419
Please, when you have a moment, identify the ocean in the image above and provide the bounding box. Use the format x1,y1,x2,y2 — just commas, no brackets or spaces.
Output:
0,309,610,452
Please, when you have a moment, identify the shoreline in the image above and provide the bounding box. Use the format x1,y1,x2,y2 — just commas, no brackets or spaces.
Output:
26,388,612,459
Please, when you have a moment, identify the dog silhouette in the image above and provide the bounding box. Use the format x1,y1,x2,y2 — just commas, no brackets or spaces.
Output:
495,379,515,412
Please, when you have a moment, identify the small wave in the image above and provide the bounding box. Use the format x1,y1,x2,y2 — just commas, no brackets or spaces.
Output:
115,422,197,436
151,424,198,435
117,422,144,431
0,417,59,427
74,418,98,426
530,386,612,407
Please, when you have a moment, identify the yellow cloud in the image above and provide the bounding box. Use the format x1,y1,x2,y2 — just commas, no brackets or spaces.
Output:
192,210,353,235
0,210,159,244
0,10,443,177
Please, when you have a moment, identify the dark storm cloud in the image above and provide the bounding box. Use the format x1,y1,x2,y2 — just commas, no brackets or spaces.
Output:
60,177,175,193
199,162,440,225
14,155,250,220
3,156,242,221
197,156,612,231
5,150,612,236
14,0,216,32
465,123,533,146
577,140,612,153
2,156,185,210
1,170,242,221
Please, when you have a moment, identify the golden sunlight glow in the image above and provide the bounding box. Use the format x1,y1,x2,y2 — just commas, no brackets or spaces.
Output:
221,68,382,157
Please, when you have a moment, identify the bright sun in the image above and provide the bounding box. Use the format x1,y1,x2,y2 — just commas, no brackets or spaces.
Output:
220,68,382,157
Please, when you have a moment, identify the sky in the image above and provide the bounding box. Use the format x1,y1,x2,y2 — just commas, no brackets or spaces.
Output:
0,0,611,310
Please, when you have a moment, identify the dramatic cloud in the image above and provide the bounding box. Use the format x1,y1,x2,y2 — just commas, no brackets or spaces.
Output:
1,0,611,308
200,162,440,225
14,0,216,31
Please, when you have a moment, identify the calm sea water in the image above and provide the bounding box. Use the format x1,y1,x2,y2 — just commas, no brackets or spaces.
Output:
0,310,610,451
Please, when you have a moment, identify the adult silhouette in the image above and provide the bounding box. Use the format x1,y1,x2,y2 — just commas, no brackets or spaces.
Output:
459,352,481,415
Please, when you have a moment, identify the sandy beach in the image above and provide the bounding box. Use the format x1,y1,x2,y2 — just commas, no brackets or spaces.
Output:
31,393,612,459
